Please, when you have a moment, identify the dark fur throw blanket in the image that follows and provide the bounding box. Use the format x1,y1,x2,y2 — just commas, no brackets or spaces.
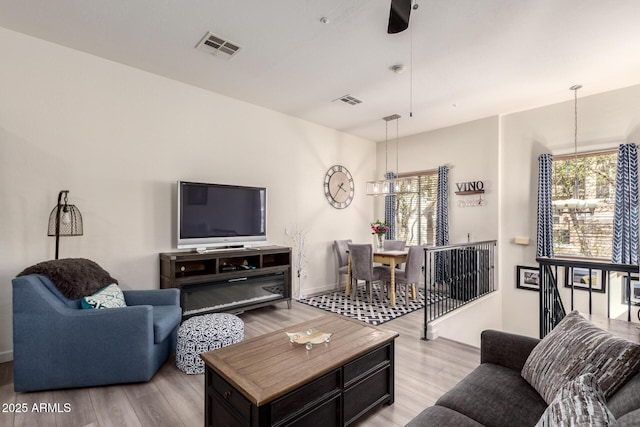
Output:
18,258,118,300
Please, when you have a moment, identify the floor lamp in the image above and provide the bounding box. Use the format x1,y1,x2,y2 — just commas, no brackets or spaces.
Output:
47,190,83,260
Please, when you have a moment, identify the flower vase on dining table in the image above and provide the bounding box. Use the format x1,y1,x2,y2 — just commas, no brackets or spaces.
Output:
371,219,390,251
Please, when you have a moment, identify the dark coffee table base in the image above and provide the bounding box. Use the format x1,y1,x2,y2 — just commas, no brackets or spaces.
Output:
202,315,398,427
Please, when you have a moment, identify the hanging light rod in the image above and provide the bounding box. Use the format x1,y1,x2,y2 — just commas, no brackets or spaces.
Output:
552,84,598,213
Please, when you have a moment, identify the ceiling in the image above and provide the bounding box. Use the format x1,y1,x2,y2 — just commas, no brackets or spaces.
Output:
1,0,640,142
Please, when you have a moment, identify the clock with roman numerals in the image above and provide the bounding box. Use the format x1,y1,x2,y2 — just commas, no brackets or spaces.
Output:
324,165,355,209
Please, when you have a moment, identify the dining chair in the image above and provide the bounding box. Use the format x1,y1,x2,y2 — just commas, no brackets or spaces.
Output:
382,239,406,268
383,239,406,251
334,239,352,290
348,243,382,303
377,245,423,306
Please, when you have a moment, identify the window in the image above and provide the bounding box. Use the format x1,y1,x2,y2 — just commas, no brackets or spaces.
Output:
595,159,612,199
551,151,617,258
556,229,570,245
393,172,438,246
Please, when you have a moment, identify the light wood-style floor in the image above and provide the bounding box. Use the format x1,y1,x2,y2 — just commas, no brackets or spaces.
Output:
0,301,480,427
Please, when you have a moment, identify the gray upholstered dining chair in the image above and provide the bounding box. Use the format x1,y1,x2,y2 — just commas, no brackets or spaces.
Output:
377,245,423,306
347,243,382,303
334,239,352,290
383,239,406,251
382,239,406,268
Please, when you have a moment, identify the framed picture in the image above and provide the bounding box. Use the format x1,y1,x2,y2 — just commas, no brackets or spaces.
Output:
623,275,640,305
564,267,606,293
517,266,539,291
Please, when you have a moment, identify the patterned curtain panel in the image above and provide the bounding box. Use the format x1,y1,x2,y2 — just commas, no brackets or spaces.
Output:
536,154,554,258
384,172,396,240
436,166,449,246
435,166,449,283
612,144,639,264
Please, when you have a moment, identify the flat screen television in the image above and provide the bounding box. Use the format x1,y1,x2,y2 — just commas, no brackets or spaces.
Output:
177,181,266,250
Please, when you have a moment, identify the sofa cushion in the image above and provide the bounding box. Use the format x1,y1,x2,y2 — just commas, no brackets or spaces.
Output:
521,311,640,404
153,305,182,343
405,405,483,427
535,373,616,427
617,408,640,427
435,363,547,427
480,329,540,371
608,372,640,419
18,258,118,300
81,284,127,309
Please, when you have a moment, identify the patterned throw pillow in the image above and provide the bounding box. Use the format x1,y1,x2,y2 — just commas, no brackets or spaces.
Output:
535,374,616,427
81,284,127,309
522,311,640,404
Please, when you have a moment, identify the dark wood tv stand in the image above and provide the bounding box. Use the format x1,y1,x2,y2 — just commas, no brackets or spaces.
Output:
159,246,291,319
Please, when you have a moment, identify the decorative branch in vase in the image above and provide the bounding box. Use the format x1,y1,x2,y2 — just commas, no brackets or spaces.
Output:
370,220,390,250
287,226,308,299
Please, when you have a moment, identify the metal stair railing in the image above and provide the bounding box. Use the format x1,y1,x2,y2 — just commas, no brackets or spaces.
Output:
423,240,497,340
537,257,639,338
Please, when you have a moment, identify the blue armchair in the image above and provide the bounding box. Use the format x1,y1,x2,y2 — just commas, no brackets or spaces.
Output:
12,274,182,392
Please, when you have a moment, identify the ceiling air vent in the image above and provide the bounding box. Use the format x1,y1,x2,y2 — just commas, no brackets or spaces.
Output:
333,94,363,106
196,32,241,59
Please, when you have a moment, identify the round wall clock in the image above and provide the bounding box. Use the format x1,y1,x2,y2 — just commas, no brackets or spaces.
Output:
324,165,355,209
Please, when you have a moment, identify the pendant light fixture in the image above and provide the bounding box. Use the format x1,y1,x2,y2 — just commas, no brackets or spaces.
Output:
366,114,417,196
552,85,598,213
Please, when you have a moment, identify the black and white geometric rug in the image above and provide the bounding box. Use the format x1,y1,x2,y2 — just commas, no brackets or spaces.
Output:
298,283,445,326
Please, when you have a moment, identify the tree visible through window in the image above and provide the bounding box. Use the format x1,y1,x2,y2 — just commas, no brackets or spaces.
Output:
394,172,438,246
552,151,617,258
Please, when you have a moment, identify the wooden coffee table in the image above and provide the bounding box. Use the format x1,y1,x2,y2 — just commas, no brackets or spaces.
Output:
201,314,399,427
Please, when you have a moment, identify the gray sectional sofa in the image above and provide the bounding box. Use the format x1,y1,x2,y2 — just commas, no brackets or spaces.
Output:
408,313,640,426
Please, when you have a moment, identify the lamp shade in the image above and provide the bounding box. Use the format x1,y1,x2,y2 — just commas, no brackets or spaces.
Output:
48,204,83,236
47,190,83,260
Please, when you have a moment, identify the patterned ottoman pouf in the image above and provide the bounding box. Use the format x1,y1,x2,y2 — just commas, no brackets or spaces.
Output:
175,313,244,374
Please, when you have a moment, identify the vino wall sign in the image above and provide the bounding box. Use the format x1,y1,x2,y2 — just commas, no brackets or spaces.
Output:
455,180,485,207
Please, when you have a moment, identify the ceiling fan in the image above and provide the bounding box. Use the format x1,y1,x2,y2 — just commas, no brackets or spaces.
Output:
387,0,418,34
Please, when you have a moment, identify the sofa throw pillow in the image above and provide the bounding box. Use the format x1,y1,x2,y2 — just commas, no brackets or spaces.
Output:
535,373,616,427
81,284,127,309
522,310,640,404
18,258,118,300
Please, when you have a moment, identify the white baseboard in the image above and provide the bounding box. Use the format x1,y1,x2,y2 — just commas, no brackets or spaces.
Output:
425,324,439,340
299,282,344,299
0,350,13,363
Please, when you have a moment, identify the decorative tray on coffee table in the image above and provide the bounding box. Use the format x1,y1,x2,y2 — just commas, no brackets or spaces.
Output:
286,329,332,349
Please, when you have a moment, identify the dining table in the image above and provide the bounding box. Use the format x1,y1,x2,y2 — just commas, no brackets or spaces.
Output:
346,248,409,307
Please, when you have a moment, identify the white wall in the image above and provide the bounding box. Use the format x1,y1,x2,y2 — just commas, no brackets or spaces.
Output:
499,84,640,338
374,116,500,244
427,293,501,348
3,27,639,360
0,27,376,361
374,116,503,346
375,85,640,345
